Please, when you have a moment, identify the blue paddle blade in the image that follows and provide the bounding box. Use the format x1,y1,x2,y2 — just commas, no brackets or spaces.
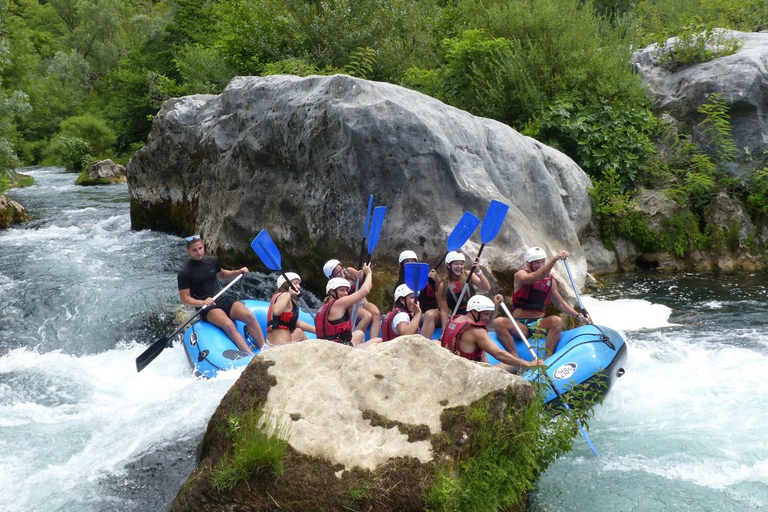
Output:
479,200,509,244
404,262,430,293
362,194,374,238
250,230,282,271
366,206,386,255
447,212,481,252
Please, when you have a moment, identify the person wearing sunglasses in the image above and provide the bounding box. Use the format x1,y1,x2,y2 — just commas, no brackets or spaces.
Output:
177,235,265,353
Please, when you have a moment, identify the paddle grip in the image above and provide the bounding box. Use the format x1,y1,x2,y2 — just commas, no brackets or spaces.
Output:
467,243,486,276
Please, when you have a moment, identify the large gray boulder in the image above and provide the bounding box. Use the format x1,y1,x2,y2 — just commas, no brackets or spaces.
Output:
171,336,536,512
127,74,600,293
633,30,768,176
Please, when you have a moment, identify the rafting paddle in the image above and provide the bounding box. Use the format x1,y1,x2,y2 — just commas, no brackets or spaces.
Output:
563,258,592,324
433,211,481,269
404,262,430,302
451,200,510,316
351,205,386,328
499,301,599,457
349,196,375,326
135,273,244,372
250,230,316,319
357,194,375,270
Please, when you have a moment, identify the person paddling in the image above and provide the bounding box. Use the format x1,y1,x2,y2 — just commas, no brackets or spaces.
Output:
265,272,316,346
439,251,491,331
323,258,381,338
177,235,264,354
381,284,422,341
315,263,382,348
493,247,590,357
441,295,544,372
395,250,442,338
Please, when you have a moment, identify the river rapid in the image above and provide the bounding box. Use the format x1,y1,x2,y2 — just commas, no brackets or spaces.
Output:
2,167,767,511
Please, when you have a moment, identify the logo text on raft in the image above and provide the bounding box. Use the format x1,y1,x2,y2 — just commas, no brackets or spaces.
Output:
553,362,577,380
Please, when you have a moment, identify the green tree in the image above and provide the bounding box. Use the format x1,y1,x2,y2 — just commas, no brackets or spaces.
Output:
58,114,116,156
0,0,31,177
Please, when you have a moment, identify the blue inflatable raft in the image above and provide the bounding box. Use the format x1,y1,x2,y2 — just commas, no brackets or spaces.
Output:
182,300,317,378
182,300,628,404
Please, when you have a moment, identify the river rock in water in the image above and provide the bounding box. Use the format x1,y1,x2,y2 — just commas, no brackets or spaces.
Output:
170,336,536,512
127,74,601,295
76,159,127,186
0,194,30,228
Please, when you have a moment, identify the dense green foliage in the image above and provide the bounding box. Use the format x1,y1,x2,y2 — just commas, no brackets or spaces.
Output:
0,0,766,249
424,374,604,511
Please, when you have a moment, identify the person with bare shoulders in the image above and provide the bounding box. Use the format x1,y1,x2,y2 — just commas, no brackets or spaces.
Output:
315,263,382,348
265,272,316,346
177,235,265,354
441,295,544,372
438,251,491,333
493,247,590,357
323,258,381,338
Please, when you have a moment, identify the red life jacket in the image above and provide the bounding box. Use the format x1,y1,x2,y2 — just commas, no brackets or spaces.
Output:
440,316,485,361
381,304,415,342
266,292,299,333
314,299,353,345
418,278,439,312
512,270,553,313
446,279,474,315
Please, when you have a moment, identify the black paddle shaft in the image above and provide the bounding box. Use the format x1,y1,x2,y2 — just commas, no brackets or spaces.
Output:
433,251,448,271
357,237,366,271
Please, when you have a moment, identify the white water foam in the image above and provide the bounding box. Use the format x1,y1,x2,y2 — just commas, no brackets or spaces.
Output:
532,295,768,511
581,295,677,331
0,345,241,512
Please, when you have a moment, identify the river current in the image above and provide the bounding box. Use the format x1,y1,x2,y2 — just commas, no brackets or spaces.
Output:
2,167,767,511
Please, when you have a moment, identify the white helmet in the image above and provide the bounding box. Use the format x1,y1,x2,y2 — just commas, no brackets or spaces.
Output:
277,272,301,289
446,251,465,265
466,295,496,313
394,284,414,302
525,247,547,263
326,277,350,294
323,259,342,278
398,250,418,264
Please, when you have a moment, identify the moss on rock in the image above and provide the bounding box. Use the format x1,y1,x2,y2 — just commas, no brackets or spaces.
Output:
171,356,540,512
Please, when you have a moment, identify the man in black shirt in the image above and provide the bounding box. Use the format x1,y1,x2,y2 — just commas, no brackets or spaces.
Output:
177,235,265,353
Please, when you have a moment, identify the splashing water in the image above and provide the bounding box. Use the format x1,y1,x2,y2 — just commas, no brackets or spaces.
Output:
530,274,768,511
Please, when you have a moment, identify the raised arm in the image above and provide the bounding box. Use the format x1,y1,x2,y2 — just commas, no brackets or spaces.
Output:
270,291,293,315
332,263,374,313
514,250,568,289
465,257,491,291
